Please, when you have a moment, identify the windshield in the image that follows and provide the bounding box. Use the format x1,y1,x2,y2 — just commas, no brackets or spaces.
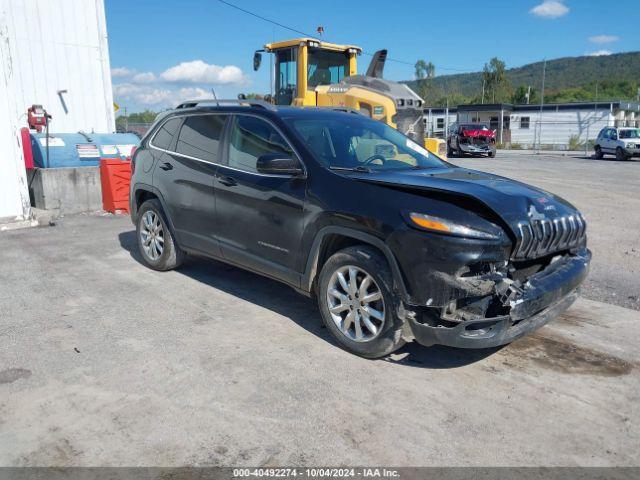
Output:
462,124,489,131
286,114,447,171
307,48,349,88
619,129,640,139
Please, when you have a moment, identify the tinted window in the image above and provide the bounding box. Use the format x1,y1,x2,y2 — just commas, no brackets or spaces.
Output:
152,118,181,150
227,116,293,173
287,113,446,171
175,115,226,161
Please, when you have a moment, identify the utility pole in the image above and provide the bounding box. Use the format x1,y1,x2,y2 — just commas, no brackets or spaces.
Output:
481,79,485,105
526,85,531,104
124,106,128,131
537,59,546,151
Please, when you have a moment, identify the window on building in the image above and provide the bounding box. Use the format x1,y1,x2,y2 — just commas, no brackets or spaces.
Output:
489,116,499,131
520,116,530,129
176,115,226,161
152,118,182,150
436,118,444,129
472,117,480,123
227,115,293,173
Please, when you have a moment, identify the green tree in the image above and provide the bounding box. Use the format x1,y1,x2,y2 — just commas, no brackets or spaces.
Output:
414,59,435,99
512,85,538,104
482,57,511,103
415,59,435,80
116,109,159,130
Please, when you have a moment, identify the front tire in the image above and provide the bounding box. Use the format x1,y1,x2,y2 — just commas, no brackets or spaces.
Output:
616,147,630,161
136,199,183,271
317,246,405,358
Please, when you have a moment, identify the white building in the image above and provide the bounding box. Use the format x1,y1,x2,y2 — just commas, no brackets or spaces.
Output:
425,101,640,149
0,0,114,223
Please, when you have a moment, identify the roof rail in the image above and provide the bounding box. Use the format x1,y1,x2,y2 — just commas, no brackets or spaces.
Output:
175,98,277,111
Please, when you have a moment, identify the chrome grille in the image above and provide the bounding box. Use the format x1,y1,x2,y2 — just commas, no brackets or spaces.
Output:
513,213,586,259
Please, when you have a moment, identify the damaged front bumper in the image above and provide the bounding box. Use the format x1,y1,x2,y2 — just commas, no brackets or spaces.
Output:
460,142,496,155
406,249,591,349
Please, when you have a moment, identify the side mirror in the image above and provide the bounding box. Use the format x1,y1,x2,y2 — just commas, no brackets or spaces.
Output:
253,51,262,71
256,153,303,176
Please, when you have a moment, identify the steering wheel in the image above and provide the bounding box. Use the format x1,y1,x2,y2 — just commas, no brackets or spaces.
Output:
362,154,387,166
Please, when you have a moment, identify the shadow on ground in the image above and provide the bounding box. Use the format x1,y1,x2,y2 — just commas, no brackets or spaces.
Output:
119,230,498,369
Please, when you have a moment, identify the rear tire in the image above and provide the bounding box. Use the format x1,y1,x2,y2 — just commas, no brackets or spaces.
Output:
317,246,405,358
594,145,603,159
136,199,183,271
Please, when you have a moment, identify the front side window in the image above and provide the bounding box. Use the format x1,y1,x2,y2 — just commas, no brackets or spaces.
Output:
227,116,293,173
152,117,182,150
307,48,350,88
287,114,446,171
275,48,297,105
175,115,226,161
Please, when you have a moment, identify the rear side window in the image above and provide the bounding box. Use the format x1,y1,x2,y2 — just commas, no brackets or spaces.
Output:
227,116,293,173
152,118,181,150
176,115,226,161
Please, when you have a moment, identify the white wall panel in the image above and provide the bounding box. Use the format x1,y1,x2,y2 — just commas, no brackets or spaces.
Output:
0,0,113,220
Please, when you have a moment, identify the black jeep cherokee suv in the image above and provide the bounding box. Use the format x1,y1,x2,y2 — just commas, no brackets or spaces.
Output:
130,100,591,358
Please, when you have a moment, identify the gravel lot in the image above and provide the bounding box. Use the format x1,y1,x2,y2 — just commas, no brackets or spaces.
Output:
0,152,638,467
451,152,640,310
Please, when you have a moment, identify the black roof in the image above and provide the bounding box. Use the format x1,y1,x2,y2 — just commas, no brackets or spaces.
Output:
425,100,640,114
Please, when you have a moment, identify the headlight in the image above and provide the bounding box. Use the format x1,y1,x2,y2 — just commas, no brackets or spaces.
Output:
408,212,499,240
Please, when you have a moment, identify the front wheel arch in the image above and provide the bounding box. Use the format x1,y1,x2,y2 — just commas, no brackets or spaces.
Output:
301,227,409,302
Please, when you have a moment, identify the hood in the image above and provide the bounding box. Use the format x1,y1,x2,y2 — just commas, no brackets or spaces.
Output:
350,167,579,237
461,128,495,138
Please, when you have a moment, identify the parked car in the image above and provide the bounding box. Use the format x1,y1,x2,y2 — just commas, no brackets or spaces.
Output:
447,123,496,158
130,100,590,358
594,127,640,160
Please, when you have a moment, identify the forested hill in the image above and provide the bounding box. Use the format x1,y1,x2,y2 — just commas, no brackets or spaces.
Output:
404,51,640,106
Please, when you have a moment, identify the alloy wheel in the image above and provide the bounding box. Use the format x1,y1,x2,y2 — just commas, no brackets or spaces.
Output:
326,265,385,342
140,210,164,260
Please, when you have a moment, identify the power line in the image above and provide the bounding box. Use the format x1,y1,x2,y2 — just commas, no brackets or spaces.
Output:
215,0,471,74
216,0,314,38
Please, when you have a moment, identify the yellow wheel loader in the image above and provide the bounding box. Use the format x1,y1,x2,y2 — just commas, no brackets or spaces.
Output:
252,38,446,157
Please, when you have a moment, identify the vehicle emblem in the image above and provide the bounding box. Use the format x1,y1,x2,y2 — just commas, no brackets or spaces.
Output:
528,204,546,221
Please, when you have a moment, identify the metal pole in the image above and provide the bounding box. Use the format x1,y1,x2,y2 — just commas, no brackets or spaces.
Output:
124,107,128,131
445,99,449,140
538,59,546,152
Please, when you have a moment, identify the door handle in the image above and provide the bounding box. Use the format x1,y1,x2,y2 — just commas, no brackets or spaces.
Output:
159,162,173,171
217,175,237,187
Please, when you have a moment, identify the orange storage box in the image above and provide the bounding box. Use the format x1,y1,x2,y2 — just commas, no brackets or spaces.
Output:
99,158,131,213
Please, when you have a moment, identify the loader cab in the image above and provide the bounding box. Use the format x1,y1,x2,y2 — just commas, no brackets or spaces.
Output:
255,38,361,106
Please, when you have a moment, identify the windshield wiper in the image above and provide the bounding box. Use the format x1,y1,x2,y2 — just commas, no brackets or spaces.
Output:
329,165,372,173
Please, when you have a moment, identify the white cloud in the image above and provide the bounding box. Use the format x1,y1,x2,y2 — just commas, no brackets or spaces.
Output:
111,67,135,77
589,35,619,44
132,72,156,84
529,1,569,18
113,83,213,107
588,50,613,57
160,60,247,85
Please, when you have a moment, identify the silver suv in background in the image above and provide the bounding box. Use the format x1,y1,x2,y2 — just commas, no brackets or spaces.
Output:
594,127,640,161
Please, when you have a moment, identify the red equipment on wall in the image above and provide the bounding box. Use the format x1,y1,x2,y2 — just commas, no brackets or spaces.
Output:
27,105,49,132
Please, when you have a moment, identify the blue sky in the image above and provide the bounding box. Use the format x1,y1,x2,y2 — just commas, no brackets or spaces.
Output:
106,0,638,113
